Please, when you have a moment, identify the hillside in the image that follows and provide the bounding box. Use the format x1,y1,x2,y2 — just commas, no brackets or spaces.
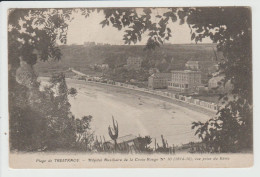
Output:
34,43,221,76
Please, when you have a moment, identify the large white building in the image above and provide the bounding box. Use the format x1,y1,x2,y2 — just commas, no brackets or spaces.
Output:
148,73,171,89
168,70,202,93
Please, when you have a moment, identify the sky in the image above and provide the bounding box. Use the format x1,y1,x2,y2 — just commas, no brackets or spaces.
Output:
66,9,212,45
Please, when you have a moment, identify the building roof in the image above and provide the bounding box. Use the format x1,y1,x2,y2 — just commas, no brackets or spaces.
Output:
208,75,233,91
149,73,171,79
171,70,201,74
127,57,142,60
186,60,199,64
108,134,138,144
208,75,224,84
149,68,159,72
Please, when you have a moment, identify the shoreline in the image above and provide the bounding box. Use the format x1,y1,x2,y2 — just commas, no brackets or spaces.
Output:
62,78,216,117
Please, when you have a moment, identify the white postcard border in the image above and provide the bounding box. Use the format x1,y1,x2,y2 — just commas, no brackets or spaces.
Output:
1,0,260,177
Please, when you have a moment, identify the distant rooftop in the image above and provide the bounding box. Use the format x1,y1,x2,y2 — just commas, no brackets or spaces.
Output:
150,73,171,78
108,134,138,144
127,56,142,60
186,60,199,64
171,70,201,73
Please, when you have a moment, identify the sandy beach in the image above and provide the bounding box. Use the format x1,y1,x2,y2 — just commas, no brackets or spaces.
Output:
48,78,213,147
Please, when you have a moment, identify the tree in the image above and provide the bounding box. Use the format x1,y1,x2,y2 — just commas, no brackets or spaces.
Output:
137,136,153,153
75,115,94,151
8,9,94,151
68,87,78,98
42,73,78,150
108,116,119,151
155,135,171,153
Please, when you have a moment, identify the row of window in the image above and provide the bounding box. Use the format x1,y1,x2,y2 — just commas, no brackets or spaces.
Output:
172,79,201,84
168,82,189,88
172,75,201,79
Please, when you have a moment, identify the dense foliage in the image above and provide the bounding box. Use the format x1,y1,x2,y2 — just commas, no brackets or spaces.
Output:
8,9,94,151
137,136,153,153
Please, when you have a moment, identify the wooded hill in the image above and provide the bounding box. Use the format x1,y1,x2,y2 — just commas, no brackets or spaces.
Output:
35,43,222,75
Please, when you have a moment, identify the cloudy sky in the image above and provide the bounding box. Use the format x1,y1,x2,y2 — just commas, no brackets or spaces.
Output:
66,9,212,45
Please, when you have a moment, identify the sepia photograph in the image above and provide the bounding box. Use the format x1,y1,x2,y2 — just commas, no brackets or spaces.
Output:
3,3,254,169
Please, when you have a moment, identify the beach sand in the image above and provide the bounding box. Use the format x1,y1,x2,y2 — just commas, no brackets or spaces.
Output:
63,79,212,146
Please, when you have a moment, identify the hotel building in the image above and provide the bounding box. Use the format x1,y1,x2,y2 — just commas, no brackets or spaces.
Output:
168,70,202,93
